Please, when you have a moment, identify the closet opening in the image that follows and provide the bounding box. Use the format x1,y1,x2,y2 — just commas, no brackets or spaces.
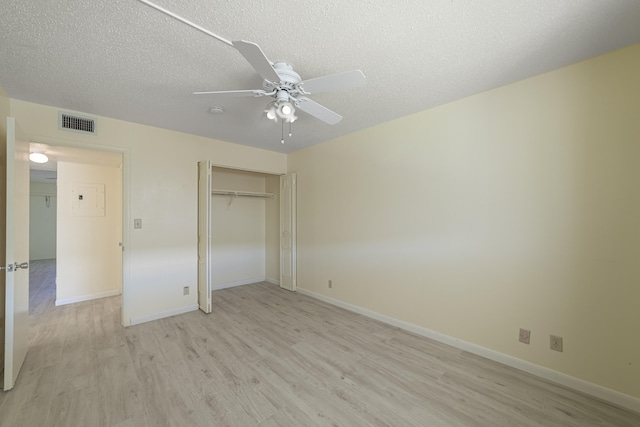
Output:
197,164,296,313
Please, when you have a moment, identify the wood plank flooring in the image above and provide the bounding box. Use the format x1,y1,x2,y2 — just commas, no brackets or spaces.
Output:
1,259,639,426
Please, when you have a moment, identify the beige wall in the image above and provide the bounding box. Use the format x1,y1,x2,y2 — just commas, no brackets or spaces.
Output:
0,86,9,371
288,44,640,398
10,99,287,323
30,182,57,260
56,162,122,304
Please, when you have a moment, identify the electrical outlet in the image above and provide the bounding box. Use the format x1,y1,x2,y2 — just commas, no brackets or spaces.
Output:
328,280,333,289
550,335,563,352
519,328,531,344
183,286,189,296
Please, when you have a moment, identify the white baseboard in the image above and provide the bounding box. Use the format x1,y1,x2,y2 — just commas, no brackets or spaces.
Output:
129,279,267,326
297,288,640,415
130,304,199,326
55,289,121,306
265,277,280,285
212,277,266,291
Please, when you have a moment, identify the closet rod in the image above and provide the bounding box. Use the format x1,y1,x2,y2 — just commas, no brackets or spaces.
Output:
211,189,275,199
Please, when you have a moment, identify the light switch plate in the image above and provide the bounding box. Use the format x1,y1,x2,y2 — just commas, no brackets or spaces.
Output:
134,218,142,229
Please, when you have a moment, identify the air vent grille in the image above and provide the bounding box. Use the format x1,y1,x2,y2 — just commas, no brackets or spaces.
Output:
59,112,96,134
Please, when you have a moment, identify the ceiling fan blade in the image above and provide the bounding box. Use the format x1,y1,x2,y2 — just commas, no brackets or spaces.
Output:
232,40,281,83
193,89,267,97
295,97,343,125
299,70,366,94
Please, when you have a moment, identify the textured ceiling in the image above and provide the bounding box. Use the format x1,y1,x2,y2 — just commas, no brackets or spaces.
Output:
2,1,639,153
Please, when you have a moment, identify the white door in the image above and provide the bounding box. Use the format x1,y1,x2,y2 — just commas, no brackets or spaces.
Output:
3,117,30,390
197,161,212,313
279,173,296,291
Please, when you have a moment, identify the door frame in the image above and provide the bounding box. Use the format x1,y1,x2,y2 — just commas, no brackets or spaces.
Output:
197,161,212,313
28,136,131,326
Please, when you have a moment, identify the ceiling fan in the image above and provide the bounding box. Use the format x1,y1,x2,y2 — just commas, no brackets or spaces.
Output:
137,0,366,133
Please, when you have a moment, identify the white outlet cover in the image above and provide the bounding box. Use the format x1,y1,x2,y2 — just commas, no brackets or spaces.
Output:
550,335,563,352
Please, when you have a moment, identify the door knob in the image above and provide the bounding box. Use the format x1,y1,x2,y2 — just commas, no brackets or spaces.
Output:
14,262,29,270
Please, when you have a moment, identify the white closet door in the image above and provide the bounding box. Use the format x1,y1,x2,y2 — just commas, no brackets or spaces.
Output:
4,117,30,390
279,173,296,291
197,161,212,313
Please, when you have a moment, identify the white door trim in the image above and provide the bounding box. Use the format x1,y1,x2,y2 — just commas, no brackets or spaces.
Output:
28,136,131,326
197,161,212,313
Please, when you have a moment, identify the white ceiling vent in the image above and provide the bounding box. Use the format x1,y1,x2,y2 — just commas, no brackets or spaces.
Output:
58,112,96,135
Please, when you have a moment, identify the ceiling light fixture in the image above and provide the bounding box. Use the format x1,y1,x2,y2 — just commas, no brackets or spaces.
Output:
208,106,225,114
266,96,297,144
265,103,277,121
265,89,298,125
267,101,296,123
265,100,297,123
29,152,49,163
279,103,292,116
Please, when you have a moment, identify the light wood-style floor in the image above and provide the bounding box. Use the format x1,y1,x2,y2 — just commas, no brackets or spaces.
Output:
1,259,638,426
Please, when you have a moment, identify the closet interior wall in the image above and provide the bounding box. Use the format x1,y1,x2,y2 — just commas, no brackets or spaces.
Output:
211,167,280,289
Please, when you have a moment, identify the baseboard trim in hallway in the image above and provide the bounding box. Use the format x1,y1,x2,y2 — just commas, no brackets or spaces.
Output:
55,289,121,306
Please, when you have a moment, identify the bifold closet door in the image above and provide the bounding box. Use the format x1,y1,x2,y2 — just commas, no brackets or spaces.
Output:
197,161,212,313
280,173,296,291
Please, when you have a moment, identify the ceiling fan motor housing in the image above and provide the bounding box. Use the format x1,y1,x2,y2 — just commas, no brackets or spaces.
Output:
263,62,301,91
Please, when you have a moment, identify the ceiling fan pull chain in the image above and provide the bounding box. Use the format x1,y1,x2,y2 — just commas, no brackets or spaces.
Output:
289,121,293,138
281,120,285,144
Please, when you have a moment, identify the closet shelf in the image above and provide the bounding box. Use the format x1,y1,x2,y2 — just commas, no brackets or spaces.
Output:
211,189,275,199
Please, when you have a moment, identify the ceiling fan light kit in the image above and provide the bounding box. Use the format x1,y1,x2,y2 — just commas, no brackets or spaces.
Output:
280,104,292,115
137,0,365,144
265,105,277,121
278,102,296,122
